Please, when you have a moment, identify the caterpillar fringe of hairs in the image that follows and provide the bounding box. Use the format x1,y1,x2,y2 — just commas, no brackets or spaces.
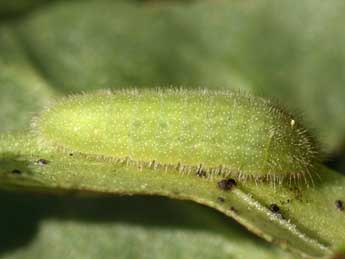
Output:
32,88,321,185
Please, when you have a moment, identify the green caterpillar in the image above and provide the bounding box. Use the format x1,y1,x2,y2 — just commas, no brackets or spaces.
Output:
34,89,321,184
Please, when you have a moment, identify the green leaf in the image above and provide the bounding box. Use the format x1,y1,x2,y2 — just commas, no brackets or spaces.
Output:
5,0,345,151
0,0,54,19
0,192,291,259
1,1,345,258
0,26,56,131
1,131,344,258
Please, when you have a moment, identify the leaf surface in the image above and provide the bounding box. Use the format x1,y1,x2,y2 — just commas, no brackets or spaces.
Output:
1,132,344,258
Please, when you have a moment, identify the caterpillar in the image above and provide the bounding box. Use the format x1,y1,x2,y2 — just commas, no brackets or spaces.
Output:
34,89,321,185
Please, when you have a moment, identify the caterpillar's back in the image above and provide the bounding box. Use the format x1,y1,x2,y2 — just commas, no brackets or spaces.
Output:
35,89,321,184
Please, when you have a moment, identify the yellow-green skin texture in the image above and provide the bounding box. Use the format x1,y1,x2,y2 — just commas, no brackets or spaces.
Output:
36,89,320,182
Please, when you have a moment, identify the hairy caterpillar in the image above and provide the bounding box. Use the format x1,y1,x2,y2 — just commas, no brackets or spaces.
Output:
34,89,321,184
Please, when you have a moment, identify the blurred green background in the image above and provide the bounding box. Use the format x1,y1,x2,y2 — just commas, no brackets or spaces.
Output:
0,0,345,258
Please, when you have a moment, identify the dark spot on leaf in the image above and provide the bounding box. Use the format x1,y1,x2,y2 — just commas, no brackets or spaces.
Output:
229,206,238,214
269,204,280,213
335,200,344,211
69,153,74,156
196,169,207,178
217,178,236,190
217,197,225,203
11,169,22,175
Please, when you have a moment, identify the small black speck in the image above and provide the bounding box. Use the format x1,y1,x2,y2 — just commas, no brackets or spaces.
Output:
196,169,207,178
269,204,280,213
69,153,74,156
217,178,237,191
11,169,22,175
229,206,238,214
217,197,225,203
335,200,344,211
36,159,49,165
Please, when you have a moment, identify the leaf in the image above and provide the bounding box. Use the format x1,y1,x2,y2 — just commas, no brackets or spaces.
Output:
0,0,53,19
0,192,291,259
1,1,345,258
1,131,344,258
0,26,56,131
4,0,345,151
